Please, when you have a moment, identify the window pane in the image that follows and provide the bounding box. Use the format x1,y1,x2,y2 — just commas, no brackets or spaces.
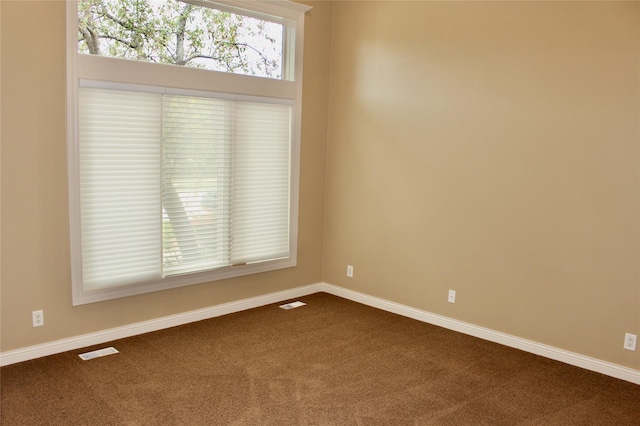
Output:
162,95,232,275
78,0,284,79
231,101,291,264
78,88,163,289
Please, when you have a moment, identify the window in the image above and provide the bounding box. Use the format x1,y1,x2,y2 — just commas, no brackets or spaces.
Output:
77,0,288,79
67,0,310,305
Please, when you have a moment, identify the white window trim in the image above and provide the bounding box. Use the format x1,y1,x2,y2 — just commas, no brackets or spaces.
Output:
66,0,310,305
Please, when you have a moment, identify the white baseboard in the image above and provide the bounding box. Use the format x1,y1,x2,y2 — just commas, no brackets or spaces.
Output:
2,281,639,385
319,283,640,385
0,283,323,367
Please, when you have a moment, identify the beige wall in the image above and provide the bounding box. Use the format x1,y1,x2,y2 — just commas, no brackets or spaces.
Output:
0,0,332,352
323,1,640,369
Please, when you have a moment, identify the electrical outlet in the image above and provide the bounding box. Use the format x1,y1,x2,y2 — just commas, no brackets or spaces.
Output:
623,333,637,351
448,290,456,303
346,265,354,278
32,310,44,327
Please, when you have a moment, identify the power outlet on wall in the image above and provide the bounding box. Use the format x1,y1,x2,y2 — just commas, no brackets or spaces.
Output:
448,290,456,303
623,333,637,351
346,265,354,278
32,310,44,327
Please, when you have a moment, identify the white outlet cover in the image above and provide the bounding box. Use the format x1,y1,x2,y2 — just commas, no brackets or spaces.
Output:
624,333,637,351
346,265,354,278
32,310,44,327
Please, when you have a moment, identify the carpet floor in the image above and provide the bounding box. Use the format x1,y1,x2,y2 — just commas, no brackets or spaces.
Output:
1,292,639,425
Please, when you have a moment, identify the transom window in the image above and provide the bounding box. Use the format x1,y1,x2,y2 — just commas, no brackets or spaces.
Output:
77,0,286,79
67,0,310,305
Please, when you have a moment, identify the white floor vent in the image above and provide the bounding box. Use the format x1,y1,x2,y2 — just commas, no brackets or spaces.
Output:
78,346,119,361
279,301,306,310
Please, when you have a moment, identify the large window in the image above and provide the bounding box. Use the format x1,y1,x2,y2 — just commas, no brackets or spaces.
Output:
67,0,310,305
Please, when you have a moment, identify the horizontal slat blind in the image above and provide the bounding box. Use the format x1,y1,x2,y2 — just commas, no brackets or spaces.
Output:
231,101,291,264
78,88,162,289
77,85,292,289
162,95,232,275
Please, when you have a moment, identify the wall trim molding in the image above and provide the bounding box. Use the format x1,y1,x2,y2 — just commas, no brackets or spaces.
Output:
0,283,323,367
2,281,639,385
319,283,640,385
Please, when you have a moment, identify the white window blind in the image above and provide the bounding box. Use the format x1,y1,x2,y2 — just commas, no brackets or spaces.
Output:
77,85,292,289
78,88,162,290
231,102,291,264
162,95,232,276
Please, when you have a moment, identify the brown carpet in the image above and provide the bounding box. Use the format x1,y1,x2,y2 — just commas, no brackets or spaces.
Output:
1,292,639,425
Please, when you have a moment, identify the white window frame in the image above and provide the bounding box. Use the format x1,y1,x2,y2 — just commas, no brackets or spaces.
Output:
66,0,310,305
